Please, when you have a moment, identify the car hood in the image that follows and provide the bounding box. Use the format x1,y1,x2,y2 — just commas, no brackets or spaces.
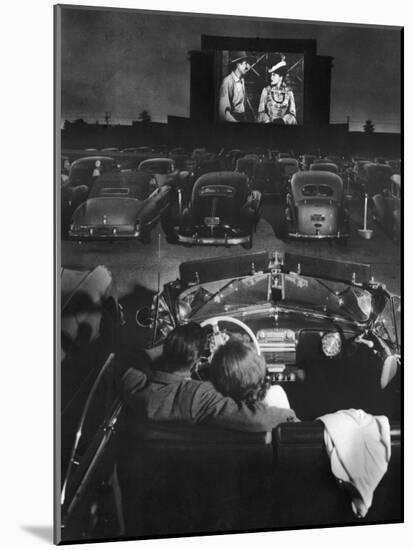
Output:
73,197,145,224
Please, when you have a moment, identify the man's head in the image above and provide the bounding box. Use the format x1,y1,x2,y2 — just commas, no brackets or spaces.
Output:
162,322,206,375
229,51,256,77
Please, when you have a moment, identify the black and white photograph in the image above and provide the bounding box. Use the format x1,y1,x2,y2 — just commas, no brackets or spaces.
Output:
51,2,404,546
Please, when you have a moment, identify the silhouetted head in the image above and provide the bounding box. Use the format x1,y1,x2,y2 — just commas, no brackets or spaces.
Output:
162,322,206,375
210,339,268,406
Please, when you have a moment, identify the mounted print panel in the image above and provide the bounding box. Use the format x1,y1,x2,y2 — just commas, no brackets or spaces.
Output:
55,4,402,544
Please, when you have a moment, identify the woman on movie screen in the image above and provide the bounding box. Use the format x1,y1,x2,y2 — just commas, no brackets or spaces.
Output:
257,54,297,125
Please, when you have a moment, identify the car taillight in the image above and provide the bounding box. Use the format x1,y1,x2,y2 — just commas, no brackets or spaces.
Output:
321,332,342,357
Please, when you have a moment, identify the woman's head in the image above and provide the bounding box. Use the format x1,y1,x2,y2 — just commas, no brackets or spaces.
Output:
162,322,206,373
210,339,268,406
268,57,287,87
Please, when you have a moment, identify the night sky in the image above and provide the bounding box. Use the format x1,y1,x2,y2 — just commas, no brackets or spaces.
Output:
59,6,401,132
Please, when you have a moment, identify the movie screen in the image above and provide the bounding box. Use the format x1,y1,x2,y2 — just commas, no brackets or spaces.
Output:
217,51,304,124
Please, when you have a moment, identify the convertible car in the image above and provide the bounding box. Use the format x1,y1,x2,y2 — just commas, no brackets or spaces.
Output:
163,171,261,248
59,251,401,543
282,170,350,241
69,171,170,242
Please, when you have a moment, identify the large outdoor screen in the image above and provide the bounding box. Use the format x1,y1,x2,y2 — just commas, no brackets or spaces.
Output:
217,50,304,124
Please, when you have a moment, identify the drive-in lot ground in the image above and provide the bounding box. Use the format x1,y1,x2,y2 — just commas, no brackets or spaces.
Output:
61,195,401,298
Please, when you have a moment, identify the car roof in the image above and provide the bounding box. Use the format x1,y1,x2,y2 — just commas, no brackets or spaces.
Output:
310,162,338,172
278,158,298,165
138,157,174,169
139,157,173,164
364,163,393,176
71,156,115,165
291,170,343,200
194,171,248,188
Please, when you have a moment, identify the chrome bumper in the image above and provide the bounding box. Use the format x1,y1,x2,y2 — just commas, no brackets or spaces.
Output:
69,229,140,239
177,234,250,245
288,232,349,240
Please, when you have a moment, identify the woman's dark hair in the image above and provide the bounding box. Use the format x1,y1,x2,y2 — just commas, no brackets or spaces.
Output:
210,339,268,407
162,322,206,373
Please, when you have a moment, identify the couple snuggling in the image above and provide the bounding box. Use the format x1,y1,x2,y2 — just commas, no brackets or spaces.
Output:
120,322,297,432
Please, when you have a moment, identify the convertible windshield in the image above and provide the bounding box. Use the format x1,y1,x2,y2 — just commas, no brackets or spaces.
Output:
181,272,372,323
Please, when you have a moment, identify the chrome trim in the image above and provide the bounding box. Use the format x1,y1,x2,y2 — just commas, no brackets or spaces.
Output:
288,232,349,239
69,230,140,239
178,234,250,245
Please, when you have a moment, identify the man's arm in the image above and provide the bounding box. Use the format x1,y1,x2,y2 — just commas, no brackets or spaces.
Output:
192,382,298,432
219,77,238,122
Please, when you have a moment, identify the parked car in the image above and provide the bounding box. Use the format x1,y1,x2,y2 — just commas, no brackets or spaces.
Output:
299,154,316,171
68,156,119,191
386,159,401,174
283,170,350,241
101,147,120,153
192,157,223,180
324,155,344,170
235,156,259,183
372,174,401,242
253,159,283,195
69,170,170,242
137,157,188,188
363,163,394,197
60,251,401,542
164,171,261,248
278,157,299,190
310,161,339,174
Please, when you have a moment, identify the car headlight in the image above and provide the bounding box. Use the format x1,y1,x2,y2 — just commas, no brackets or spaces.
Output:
321,332,342,357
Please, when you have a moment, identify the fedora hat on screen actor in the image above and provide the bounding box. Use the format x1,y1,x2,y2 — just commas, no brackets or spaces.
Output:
229,51,256,65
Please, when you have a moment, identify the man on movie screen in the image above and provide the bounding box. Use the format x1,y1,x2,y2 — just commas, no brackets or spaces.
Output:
218,51,256,122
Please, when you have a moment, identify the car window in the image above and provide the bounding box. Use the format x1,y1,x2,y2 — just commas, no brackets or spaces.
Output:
90,180,151,200
302,185,333,197
199,185,235,197
302,185,318,196
140,162,171,174
98,187,130,197
318,185,334,197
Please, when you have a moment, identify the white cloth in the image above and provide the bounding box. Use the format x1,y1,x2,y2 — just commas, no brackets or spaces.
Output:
263,385,291,409
318,409,391,518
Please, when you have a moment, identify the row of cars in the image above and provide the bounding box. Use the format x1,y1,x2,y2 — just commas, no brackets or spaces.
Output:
60,250,401,540
60,148,401,246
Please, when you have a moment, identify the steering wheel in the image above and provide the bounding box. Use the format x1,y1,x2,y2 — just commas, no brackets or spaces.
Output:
200,316,261,355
